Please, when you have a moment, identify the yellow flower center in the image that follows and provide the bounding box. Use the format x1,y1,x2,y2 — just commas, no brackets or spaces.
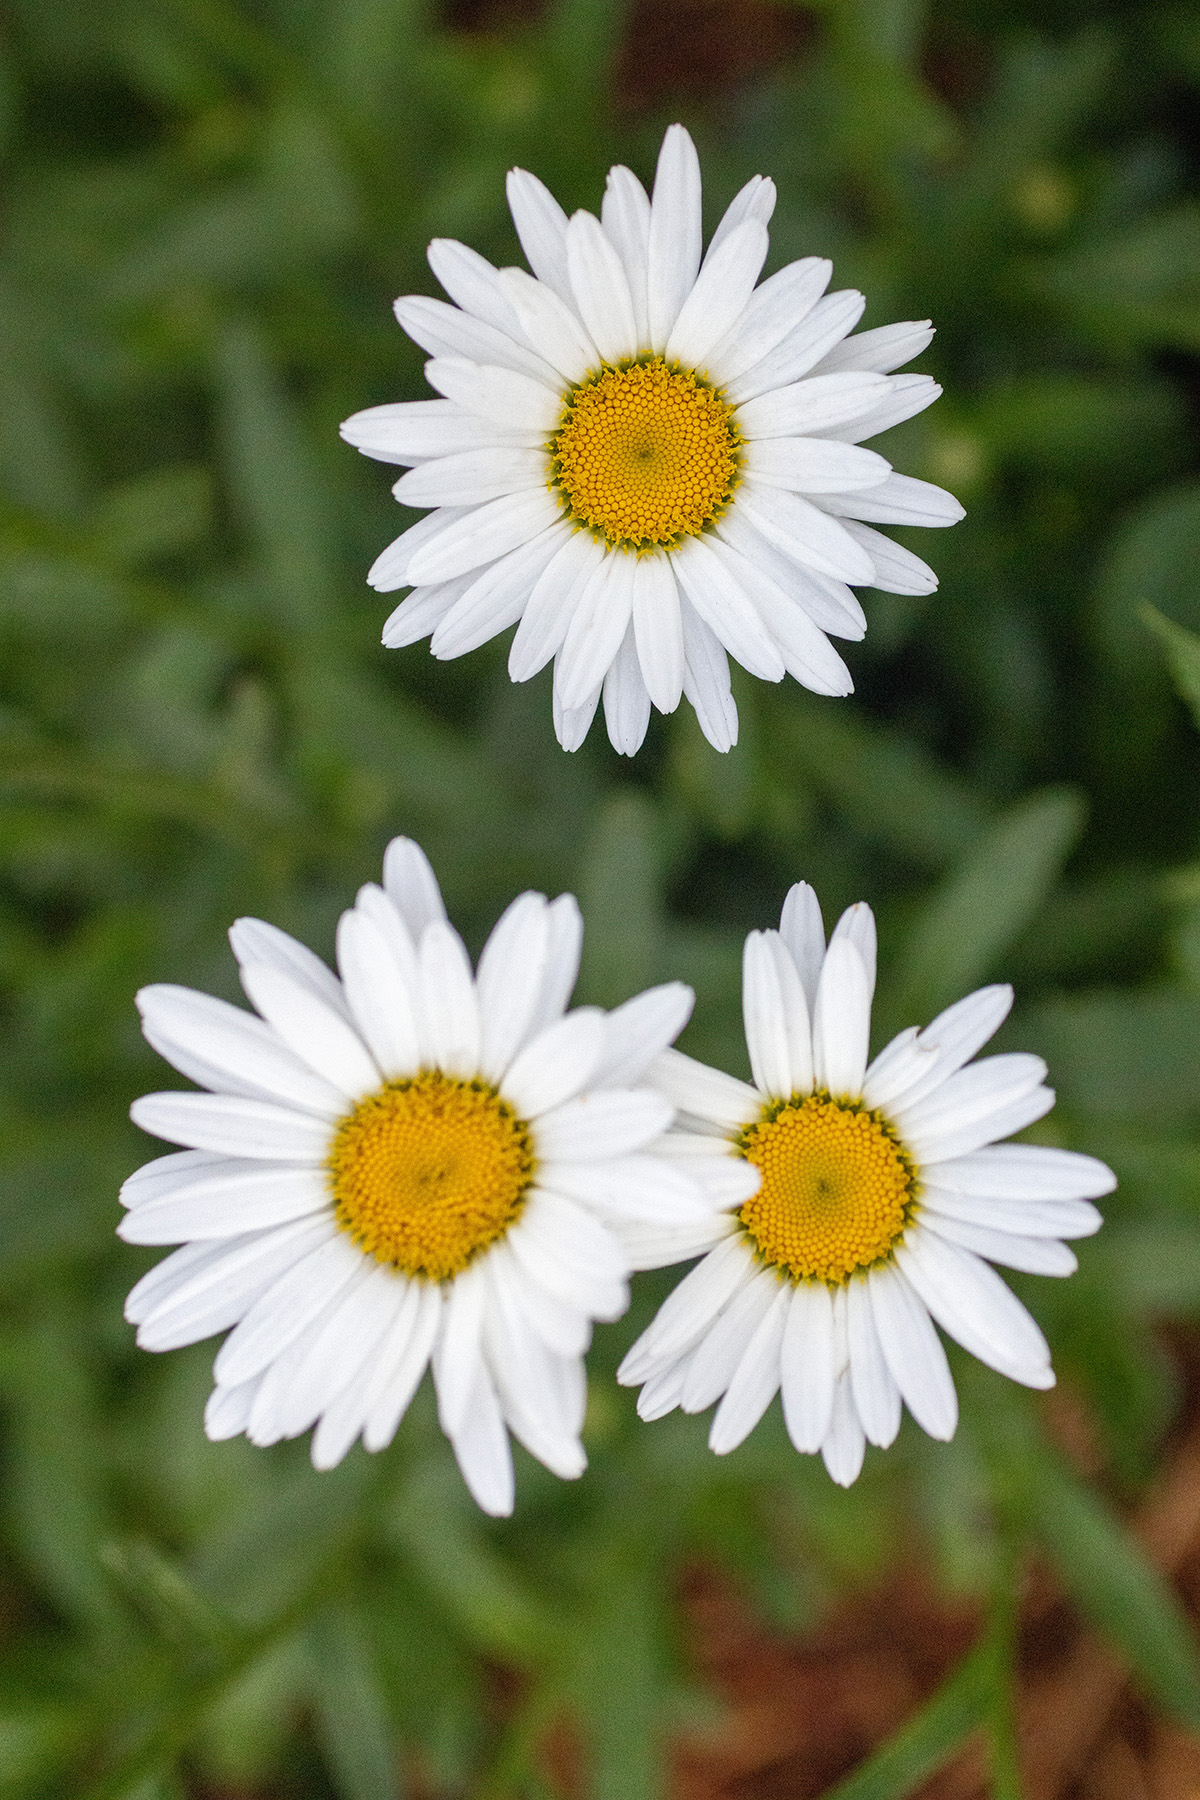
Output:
737,1093,916,1285
327,1072,533,1282
550,357,739,548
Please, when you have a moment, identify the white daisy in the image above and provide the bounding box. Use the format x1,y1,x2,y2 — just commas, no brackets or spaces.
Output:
119,837,709,1516
617,883,1115,1485
341,124,963,756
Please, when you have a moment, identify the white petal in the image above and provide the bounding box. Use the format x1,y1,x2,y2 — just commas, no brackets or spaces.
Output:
896,1054,1051,1161
566,210,638,363
431,525,566,660
341,400,540,466
921,1214,1078,1276
928,1144,1115,1202
382,581,468,649
382,837,445,938
646,123,702,346
501,1007,605,1118
670,534,786,682
818,473,964,528
362,1281,443,1452
680,1266,779,1412
601,165,651,347
920,1183,1102,1239
649,1046,759,1130
508,528,606,682
618,1234,756,1380
737,482,876,585
131,1091,332,1162
427,237,524,335
367,506,473,591
335,908,422,1080
593,982,693,1088
528,894,583,1036
717,508,867,640
418,920,480,1077
230,917,351,1020
406,487,563,587
136,984,345,1115
554,669,601,753
779,881,825,1007
481,1258,586,1477
629,552,685,714
534,1088,673,1162
121,1148,229,1209
843,522,939,595
861,1030,940,1114
274,1261,405,1439
498,266,598,385
213,1231,365,1385
205,1376,260,1440
393,445,550,509
868,1262,957,1440
812,938,871,1097
830,902,877,1003
821,1372,867,1486
511,1193,628,1317
665,219,769,368
617,1213,735,1272
543,1153,709,1224
432,1262,487,1435
118,1165,330,1244
603,622,653,756
308,1277,426,1464
706,173,776,259
706,257,831,387
728,290,867,403
846,1277,901,1447
680,600,738,752
823,374,942,444
450,1362,515,1516
736,370,890,439
475,891,551,1080
896,1231,1054,1388
917,984,1013,1072
814,320,935,375
780,1280,835,1452
424,355,562,433
132,1219,332,1347
393,294,557,383
709,1286,788,1453
239,963,379,1103
636,1356,689,1420
743,436,891,493
743,932,794,1099
702,534,854,695
557,550,636,712
506,168,572,301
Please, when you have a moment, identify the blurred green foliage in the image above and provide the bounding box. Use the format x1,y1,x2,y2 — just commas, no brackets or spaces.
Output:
1,0,1200,1794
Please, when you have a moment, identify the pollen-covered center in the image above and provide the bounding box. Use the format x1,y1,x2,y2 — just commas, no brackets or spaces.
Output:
550,358,739,548
327,1072,533,1282
737,1093,916,1285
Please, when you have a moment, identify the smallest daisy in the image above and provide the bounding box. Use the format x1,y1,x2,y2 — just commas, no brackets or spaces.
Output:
619,883,1115,1485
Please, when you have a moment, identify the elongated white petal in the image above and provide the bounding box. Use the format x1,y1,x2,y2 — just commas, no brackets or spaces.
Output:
665,219,769,368
424,356,562,432
928,1144,1115,1202
535,1088,673,1162
418,920,480,1076
830,902,877,1003
728,290,867,403
335,908,422,1079
921,1213,1078,1276
896,1231,1054,1388
631,552,685,713
716,508,867,640
432,1261,487,1435
812,938,871,1097
821,1372,867,1486
601,165,651,347
647,123,702,345
702,535,853,696
450,1363,515,1517
671,534,786,682
649,1046,759,1130
737,482,876,585
213,1231,365,1386
118,1165,330,1244
230,917,351,1021
593,983,693,1088
681,1267,778,1412
382,581,468,649
920,1183,1102,1239
528,894,584,1037
706,173,776,260
501,1008,606,1118
868,1263,957,1440
603,623,653,756
737,370,890,439
842,522,939,595
709,1286,788,1453
779,882,825,1006
342,400,541,467
382,837,446,939
498,266,598,385
557,548,636,711
393,446,550,509
566,209,638,363
475,891,551,1080
136,985,345,1116
818,473,964,528
131,1219,331,1344
861,1030,940,1114
239,963,379,1103
362,1281,443,1452
823,374,942,444
544,1153,709,1224
406,487,563,587
506,168,572,301
680,600,738,752
508,528,606,682
846,1277,901,1447
431,525,566,660
428,237,524,334
814,320,934,376
780,1280,835,1451
706,257,831,387
393,294,558,383
743,932,793,1099
743,436,891,493
131,1092,332,1162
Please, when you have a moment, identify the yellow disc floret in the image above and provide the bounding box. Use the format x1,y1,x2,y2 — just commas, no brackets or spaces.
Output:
550,357,739,548
737,1093,916,1285
328,1072,533,1282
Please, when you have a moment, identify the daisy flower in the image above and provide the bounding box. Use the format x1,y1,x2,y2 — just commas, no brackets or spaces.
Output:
341,124,962,756
618,883,1114,1485
119,837,709,1516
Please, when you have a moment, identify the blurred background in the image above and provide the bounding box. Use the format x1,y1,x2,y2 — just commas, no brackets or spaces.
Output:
2,0,1200,1794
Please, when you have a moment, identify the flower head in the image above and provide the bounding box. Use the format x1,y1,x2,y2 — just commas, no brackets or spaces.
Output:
120,838,709,1515
342,125,963,756
618,883,1114,1485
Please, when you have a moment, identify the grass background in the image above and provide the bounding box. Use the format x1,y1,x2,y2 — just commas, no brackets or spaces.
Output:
2,0,1200,1793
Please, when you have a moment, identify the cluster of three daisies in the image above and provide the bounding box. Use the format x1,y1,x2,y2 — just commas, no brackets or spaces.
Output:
118,128,1112,1514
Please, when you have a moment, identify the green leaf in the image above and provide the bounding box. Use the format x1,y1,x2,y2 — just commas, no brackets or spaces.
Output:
310,1607,403,1800
1142,603,1200,731
823,1640,991,1800
886,787,1085,1028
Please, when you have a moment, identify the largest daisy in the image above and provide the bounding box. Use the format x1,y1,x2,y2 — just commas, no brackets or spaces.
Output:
341,124,963,755
618,883,1115,1485
119,837,709,1516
